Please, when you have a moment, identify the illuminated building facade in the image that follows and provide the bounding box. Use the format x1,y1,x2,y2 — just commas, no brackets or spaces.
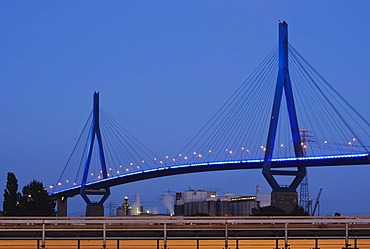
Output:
116,196,131,216
174,187,271,216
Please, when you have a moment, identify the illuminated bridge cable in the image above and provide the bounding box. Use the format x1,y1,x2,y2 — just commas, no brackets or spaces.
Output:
73,116,92,185
101,116,139,172
219,47,276,159
199,47,276,160
100,113,142,170
290,45,370,145
100,109,163,166
54,111,92,191
288,44,369,154
290,50,347,143
290,45,370,130
290,51,343,154
290,59,325,155
289,46,367,151
182,46,279,162
101,118,145,173
290,50,347,154
99,119,120,174
216,49,278,159
175,41,369,166
101,117,138,173
296,54,348,153
54,105,166,190
228,53,276,158
74,120,93,184
178,46,278,161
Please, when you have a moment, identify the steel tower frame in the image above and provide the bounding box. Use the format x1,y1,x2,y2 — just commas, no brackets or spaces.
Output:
262,21,306,192
80,92,110,205
299,128,313,211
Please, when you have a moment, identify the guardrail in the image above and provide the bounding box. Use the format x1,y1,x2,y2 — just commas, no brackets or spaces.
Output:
0,216,369,249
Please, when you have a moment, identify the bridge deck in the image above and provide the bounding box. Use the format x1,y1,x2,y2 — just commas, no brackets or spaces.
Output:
51,153,370,199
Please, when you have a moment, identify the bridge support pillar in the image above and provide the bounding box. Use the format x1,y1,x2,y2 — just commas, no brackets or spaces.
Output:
262,21,306,214
86,203,104,216
57,197,68,216
80,92,110,216
271,191,298,214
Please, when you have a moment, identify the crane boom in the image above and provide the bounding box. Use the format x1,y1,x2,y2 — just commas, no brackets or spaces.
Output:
311,188,323,216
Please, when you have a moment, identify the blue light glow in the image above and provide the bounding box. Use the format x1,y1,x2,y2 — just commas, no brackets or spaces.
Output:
52,153,369,196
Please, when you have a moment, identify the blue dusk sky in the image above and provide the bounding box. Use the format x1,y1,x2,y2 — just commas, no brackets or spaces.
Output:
1,1,370,215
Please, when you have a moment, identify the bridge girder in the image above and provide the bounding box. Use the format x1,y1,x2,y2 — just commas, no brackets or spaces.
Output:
50,154,370,200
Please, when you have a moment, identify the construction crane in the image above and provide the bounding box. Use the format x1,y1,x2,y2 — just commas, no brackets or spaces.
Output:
311,188,323,216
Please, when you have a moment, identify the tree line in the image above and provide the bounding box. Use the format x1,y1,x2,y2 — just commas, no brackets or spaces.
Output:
2,172,55,216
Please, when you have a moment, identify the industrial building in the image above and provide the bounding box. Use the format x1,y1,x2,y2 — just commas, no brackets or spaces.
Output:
174,186,270,216
116,196,132,216
116,196,148,216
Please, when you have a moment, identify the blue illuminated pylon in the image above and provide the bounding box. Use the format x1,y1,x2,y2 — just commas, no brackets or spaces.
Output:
262,21,306,191
80,92,110,205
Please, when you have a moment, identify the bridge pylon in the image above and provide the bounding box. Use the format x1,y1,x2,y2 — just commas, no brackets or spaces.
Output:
80,91,110,216
262,21,306,213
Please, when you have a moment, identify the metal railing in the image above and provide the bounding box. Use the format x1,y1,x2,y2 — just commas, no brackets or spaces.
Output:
0,216,369,249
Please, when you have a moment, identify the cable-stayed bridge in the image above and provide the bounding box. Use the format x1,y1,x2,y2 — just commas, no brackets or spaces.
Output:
50,21,370,215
